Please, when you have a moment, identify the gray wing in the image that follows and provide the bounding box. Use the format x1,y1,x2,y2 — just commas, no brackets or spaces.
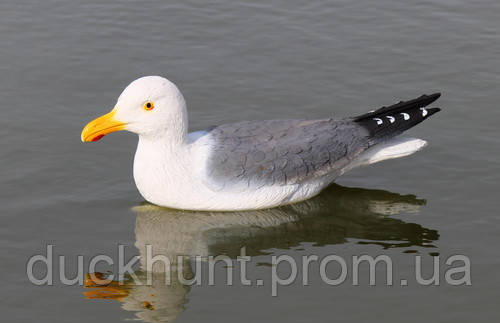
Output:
204,119,370,189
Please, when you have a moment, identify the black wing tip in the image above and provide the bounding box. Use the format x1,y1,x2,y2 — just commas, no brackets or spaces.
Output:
418,92,441,106
426,92,441,103
354,92,442,121
427,107,441,115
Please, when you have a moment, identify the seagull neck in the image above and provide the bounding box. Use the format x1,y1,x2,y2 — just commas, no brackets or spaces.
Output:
137,115,189,149
137,132,187,152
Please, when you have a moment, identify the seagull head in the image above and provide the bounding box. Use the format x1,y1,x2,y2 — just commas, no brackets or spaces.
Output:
81,76,187,142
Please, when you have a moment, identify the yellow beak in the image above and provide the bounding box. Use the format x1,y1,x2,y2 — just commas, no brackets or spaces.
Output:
81,109,126,142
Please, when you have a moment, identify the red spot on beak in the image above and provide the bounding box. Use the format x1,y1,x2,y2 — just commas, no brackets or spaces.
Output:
91,135,105,142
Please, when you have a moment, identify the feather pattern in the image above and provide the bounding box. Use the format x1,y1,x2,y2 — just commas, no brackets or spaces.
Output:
204,119,369,190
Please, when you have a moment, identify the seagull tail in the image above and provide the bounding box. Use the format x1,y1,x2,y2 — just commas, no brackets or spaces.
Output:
353,93,441,144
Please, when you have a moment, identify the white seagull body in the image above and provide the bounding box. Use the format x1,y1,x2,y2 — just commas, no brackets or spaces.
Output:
81,76,440,211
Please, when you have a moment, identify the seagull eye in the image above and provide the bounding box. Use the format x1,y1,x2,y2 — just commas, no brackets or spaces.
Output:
143,101,155,111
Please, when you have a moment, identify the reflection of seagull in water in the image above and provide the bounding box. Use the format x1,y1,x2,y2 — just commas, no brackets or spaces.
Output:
81,76,441,210
83,185,438,323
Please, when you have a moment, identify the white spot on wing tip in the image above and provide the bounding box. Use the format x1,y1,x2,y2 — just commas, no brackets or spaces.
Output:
373,118,383,125
401,113,410,120
420,108,428,117
386,116,395,123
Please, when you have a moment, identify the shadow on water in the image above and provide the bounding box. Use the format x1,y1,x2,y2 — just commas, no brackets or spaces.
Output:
83,184,438,323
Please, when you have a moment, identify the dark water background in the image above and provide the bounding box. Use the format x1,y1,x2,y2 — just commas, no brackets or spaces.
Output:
1,0,499,322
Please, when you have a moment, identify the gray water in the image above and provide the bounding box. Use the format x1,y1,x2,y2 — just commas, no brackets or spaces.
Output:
1,0,499,322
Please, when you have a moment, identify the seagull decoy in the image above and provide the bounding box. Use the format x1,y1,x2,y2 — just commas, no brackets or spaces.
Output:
81,76,440,210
